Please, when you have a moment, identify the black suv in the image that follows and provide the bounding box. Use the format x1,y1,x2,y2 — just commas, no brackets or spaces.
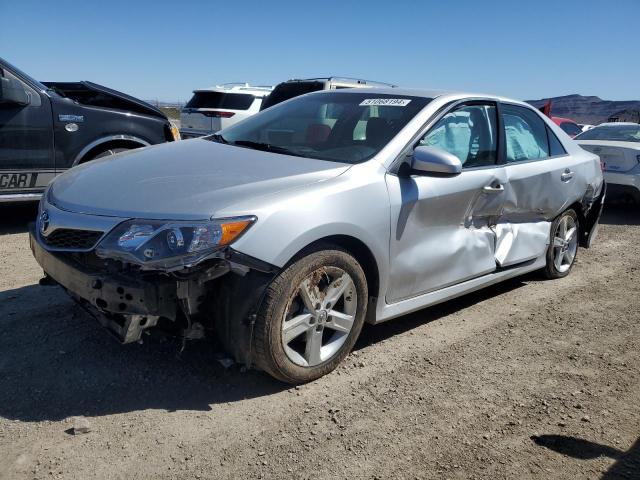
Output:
0,57,179,202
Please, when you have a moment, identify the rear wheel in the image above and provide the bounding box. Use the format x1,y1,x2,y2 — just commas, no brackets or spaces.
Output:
253,248,368,384
544,209,579,279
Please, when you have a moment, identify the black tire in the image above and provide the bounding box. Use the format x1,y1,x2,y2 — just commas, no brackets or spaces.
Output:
89,147,131,160
543,209,579,279
253,247,368,384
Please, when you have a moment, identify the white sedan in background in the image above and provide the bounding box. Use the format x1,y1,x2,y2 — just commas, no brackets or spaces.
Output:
577,123,640,203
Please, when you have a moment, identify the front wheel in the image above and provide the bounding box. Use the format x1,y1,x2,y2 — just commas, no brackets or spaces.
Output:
544,209,579,279
253,248,368,383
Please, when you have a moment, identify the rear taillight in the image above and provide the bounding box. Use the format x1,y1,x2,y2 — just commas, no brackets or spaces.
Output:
202,111,235,118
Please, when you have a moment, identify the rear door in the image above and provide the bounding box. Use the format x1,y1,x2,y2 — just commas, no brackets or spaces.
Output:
495,103,584,267
386,101,506,302
0,65,55,196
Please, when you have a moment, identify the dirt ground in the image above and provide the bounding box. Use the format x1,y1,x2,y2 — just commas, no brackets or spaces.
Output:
0,203,638,480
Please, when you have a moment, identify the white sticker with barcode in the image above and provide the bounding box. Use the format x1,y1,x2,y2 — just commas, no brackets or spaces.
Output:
359,98,411,107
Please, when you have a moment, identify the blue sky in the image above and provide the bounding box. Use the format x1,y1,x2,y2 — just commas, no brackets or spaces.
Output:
1,0,638,102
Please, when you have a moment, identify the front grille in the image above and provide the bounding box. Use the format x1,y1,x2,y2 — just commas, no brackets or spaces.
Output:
43,229,104,250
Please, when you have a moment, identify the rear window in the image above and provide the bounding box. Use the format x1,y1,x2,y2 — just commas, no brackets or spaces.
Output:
576,124,640,142
185,92,255,110
260,81,325,111
559,121,582,137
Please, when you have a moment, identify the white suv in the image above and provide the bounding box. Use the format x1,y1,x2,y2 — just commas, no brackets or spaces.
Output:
180,83,273,139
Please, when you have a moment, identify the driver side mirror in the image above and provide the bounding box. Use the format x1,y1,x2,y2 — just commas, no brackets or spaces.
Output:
0,77,29,107
411,145,462,175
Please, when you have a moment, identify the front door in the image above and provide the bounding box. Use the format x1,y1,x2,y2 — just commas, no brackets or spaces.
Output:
0,64,55,195
386,101,506,303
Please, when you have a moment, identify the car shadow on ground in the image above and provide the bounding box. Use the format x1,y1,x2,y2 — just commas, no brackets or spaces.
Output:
600,202,640,226
0,273,530,423
0,203,38,234
354,276,528,351
532,434,640,479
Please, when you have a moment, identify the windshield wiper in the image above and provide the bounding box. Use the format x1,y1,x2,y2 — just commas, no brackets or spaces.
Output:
233,140,297,156
208,133,228,144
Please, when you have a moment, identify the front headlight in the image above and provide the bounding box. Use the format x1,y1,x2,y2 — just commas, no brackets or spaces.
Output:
95,216,255,270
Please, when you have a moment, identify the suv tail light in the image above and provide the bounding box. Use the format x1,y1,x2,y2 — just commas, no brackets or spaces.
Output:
202,111,235,118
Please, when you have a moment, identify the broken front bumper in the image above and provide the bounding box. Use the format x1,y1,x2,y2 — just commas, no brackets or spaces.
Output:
30,225,177,342
29,223,279,365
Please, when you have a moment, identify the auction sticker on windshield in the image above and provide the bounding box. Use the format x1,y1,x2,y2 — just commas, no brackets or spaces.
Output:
360,98,412,107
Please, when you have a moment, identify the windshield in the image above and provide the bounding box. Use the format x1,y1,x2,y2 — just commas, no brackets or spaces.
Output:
210,92,431,163
0,56,49,92
576,124,640,142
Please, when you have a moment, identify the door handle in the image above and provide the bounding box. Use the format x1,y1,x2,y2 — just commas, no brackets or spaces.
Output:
483,183,504,194
561,170,574,182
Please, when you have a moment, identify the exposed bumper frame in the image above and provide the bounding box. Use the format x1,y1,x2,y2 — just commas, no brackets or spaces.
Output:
30,224,177,319
29,223,280,362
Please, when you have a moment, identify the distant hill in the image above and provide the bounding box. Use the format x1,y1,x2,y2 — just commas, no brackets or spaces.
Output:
526,94,640,125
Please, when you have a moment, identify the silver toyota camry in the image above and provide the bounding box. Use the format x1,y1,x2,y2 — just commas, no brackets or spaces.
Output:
30,88,605,383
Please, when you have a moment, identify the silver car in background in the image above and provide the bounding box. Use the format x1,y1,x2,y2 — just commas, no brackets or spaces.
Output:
30,89,605,383
577,122,640,203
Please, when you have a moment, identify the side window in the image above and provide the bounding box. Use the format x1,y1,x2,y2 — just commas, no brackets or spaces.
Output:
418,104,497,168
502,104,549,162
1,69,40,107
547,126,567,156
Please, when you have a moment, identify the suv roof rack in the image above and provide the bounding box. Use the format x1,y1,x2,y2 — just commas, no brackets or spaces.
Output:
286,77,397,88
196,83,274,93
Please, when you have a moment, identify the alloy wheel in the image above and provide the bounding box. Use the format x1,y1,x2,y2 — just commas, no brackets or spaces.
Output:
552,214,578,273
281,267,357,367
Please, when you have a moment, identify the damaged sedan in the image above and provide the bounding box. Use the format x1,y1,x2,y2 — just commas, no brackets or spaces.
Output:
30,89,605,383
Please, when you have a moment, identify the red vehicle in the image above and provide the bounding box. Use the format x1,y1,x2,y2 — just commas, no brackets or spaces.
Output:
537,101,582,138
551,116,583,138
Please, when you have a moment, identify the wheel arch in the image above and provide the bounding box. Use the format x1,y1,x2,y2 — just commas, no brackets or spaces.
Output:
285,234,381,302
572,181,606,248
73,135,150,165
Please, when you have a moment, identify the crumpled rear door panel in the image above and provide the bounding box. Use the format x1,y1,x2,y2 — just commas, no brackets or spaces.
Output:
494,156,587,267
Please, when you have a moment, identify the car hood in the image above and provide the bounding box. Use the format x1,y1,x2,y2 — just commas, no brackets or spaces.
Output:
49,139,350,219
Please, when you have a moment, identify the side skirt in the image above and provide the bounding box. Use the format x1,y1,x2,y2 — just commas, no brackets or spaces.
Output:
374,255,546,324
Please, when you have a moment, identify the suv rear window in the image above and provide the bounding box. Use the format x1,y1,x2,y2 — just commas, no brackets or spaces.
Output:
185,92,255,110
260,81,325,111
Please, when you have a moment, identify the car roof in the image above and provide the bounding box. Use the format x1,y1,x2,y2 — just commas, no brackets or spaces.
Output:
281,77,396,88
193,83,273,96
552,116,578,124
